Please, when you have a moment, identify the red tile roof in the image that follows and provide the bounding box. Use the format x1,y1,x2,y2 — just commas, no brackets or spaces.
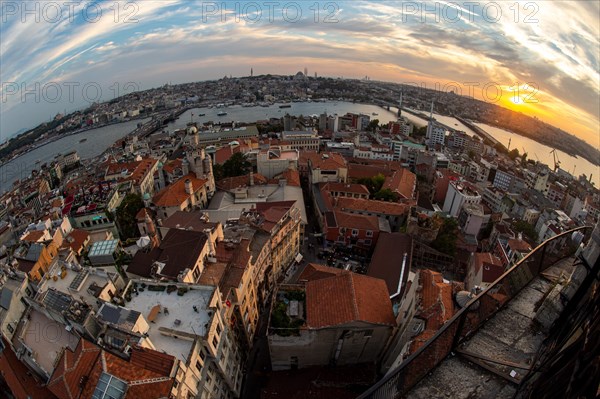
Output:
48,339,175,399
336,197,412,216
153,173,207,207
473,252,504,283
382,168,416,199
306,272,395,328
508,238,532,253
298,263,345,283
216,173,268,191
21,230,47,242
332,210,379,231
255,201,295,233
59,229,90,253
162,158,182,174
320,182,370,196
305,152,347,171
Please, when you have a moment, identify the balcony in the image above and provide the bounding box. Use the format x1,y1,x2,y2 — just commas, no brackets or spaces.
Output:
359,226,595,399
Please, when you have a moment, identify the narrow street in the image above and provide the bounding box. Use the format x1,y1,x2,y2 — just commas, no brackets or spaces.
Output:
240,301,273,399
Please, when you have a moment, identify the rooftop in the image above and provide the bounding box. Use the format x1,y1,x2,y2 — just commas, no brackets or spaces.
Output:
88,239,118,258
19,308,79,376
368,233,413,297
153,173,207,207
125,283,216,361
40,264,117,311
127,228,208,279
305,271,396,329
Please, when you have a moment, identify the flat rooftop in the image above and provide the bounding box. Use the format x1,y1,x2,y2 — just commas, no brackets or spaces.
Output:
20,309,79,376
126,284,215,362
41,264,116,311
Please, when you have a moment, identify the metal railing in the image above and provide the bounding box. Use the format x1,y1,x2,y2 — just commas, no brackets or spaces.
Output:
358,226,591,399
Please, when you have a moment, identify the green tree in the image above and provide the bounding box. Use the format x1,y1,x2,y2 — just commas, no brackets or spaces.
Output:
357,173,386,195
508,148,520,160
115,194,144,240
222,152,251,178
414,126,427,137
432,218,459,256
512,220,538,242
368,119,380,132
213,163,224,181
373,188,399,202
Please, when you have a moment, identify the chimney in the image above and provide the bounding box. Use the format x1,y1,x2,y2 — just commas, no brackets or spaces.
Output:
249,172,254,186
182,158,189,176
185,179,193,195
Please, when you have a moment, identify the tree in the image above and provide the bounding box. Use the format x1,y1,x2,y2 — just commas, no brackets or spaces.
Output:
368,119,380,132
513,220,538,242
373,188,399,202
222,152,251,178
508,148,520,160
357,173,386,195
432,218,459,256
115,194,144,240
212,163,224,181
414,126,427,137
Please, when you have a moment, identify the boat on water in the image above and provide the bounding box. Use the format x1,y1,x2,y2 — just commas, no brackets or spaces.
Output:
79,138,87,143
198,113,206,117
279,104,292,109
217,111,228,116
372,112,378,116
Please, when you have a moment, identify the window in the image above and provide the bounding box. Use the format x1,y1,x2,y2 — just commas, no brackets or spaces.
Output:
196,360,202,371
212,336,218,348
91,373,127,399
199,350,206,361
216,323,222,335
366,230,373,237
351,229,359,237
7,324,14,333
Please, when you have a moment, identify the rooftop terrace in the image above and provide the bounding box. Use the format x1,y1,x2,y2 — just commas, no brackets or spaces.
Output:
125,282,216,361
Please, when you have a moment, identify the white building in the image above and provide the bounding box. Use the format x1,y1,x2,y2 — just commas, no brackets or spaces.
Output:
442,181,482,217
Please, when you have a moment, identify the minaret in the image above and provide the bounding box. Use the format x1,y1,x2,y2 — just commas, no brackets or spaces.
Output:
158,162,165,189
398,91,403,118
182,157,190,176
426,100,434,145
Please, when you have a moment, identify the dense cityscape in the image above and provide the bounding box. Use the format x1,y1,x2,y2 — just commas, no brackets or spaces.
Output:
0,70,598,399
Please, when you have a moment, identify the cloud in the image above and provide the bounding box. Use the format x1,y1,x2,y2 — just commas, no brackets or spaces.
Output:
0,0,598,147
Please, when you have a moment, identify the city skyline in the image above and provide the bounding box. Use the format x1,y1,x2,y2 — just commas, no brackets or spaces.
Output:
1,1,599,147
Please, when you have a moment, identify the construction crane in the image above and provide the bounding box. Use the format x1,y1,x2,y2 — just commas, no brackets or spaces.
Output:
550,149,561,172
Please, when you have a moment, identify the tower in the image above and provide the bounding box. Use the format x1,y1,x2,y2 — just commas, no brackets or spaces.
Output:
251,68,253,77
426,100,434,145
182,158,190,176
398,91,403,118
157,162,165,189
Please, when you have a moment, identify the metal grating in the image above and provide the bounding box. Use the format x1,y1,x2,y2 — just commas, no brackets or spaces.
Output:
69,270,89,291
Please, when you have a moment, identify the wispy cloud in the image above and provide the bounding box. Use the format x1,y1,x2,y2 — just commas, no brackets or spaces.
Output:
1,0,598,146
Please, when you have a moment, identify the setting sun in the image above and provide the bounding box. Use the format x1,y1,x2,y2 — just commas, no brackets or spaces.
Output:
510,95,525,105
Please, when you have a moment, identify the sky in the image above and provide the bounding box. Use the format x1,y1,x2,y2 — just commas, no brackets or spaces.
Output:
1,0,599,146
